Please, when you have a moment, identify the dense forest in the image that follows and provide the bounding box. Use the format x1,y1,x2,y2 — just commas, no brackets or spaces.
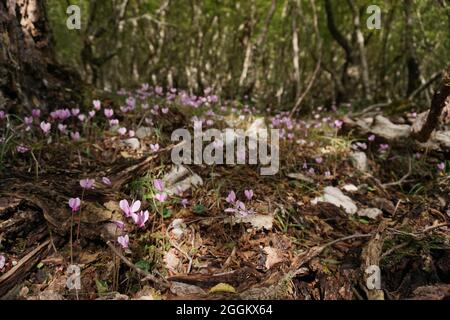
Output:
0,0,449,301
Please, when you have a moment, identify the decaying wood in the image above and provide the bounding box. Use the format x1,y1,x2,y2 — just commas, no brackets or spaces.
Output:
0,239,52,297
361,222,386,300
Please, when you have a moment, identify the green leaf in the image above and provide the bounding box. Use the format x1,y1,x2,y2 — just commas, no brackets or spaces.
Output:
162,207,172,219
135,260,151,272
193,204,206,215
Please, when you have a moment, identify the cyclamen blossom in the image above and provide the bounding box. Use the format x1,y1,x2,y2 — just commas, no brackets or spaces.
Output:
334,119,343,129
437,162,446,171
368,134,376,142
315,157,323,164
119,200,141,218
112,220,125,230
150,144,160,152
71,108,80,116
244,189,254,201
117,127,127,136
80,178,95,189
131,210,149,228
109,119,119,126
58,124,67,133
155,193,167,202
17,145,29,153
24,116,33,126
32,109,41,118
154,179,164,192
162,107,169,114
128,130,135,138
93,100,101,110
117,235,129,249
226,191,236,204
379,144,389,152
68,198,81,212
181,199,189,208
78,114,86,122
40,122,51,135
71,131,80,141
104,108,114,118
89,110,96,118
0,111,5,119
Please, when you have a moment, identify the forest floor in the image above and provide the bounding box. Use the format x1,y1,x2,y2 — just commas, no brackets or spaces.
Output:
0,86,449,300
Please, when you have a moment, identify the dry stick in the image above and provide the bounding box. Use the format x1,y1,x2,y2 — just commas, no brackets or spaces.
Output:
106,241,170,289
382,157,412,187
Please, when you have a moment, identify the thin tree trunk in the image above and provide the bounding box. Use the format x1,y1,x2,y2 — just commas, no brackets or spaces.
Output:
404,0,421,96
347,0,371,99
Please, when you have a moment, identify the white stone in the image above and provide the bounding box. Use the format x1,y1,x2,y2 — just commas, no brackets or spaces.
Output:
312,186,358,215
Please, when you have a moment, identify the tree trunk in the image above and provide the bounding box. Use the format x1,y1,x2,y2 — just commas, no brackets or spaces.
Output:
404,0,421,96
0,0,82,113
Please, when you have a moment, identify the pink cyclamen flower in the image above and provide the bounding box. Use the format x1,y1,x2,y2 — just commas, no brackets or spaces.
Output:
102,177,112,186
154,179,164,192
315,157,323,164
0,255,5,269
117,127,127,136
244,189,254,201
89,110,96,118
71,108,80,116
0,111,5,120
16,145,29,153
24,116,33,126
119,199,141,218
162,107,169,114
150,144,160,152
437,162,446,171
104,108,114,118
334,119,343,129
80,178,95,189
109,119,119,126
181,199,189,208
117,235,129,249
32,109,41,118
58,124,67,134
226,191,236,204
155,193,168,203
93,100,101,110
40,122,51,135
368,134,376,142
131,210,149,228
78,114,86,122
112,220,125,230
71,131,80,141
379,144,389,152
68,198,81,212
128,130,135,138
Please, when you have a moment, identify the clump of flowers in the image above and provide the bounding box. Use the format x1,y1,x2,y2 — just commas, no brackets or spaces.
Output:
225,189,255,216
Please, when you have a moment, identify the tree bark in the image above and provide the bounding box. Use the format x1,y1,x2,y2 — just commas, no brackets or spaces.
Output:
0,0,82,112
411,67,450,142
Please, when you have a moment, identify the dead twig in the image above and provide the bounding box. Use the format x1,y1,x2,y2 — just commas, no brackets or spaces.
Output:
106,241,170,289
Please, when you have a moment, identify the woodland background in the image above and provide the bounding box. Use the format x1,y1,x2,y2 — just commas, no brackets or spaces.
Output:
48,0,450,111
